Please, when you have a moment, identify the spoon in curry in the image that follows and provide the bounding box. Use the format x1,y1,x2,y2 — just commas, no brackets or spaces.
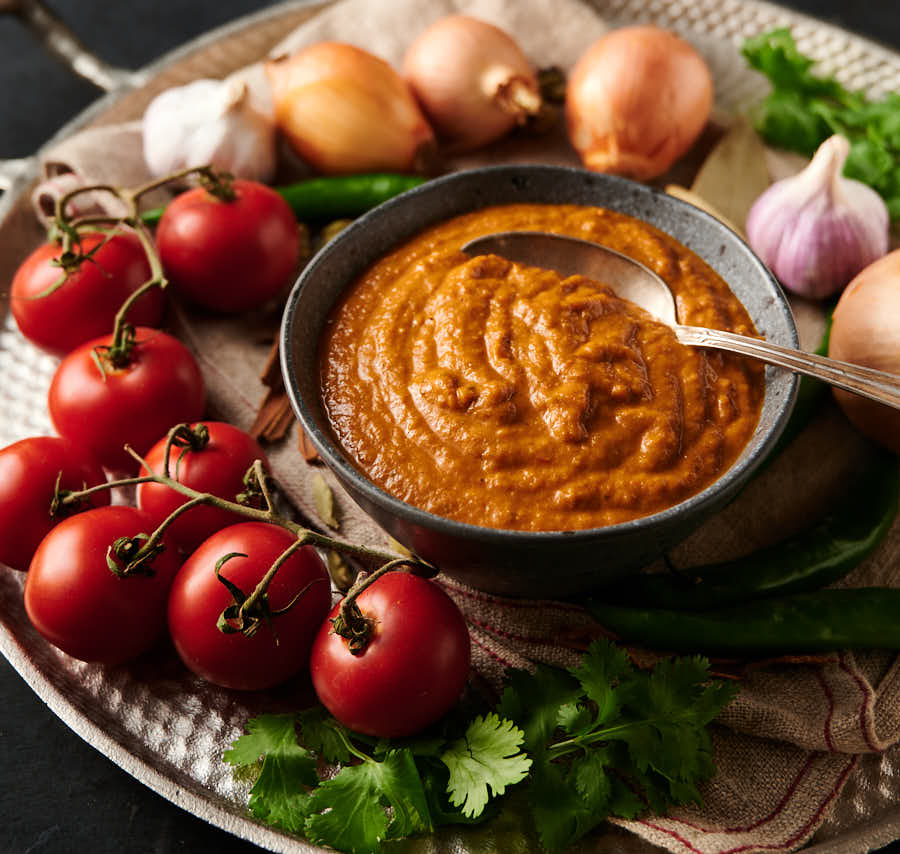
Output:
461,231,900,410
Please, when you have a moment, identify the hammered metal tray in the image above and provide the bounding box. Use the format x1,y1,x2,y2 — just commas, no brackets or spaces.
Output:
2,2,900,852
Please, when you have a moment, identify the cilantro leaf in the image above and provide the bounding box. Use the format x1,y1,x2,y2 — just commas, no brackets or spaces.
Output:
557,700,594,736
417,757,499,827
441,713,531,818
498,640,736,852
223,714,317,833
296,706,352,764
571,638,630,726
571,748,612,814
496,663,580,754
742,28,900,217
529,759,607,852
305,748,432,854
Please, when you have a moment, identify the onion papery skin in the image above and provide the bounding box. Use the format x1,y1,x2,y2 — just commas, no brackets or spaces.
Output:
265,42,436,175
565,26,713,181
829,249,900,453
403,15,541,152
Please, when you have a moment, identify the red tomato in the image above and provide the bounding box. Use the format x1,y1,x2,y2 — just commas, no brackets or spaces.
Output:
310,572,470,737
24,505,180,664
0,436,109,572
156,179,300,313
137,422,269,553
10,231,164,356
48,326,205,472
167,522,331,690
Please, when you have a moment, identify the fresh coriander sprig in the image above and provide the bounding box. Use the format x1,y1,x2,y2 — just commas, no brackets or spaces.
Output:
225,708,530,854
224,641,737,854
743,28,900,218
497,640,738,852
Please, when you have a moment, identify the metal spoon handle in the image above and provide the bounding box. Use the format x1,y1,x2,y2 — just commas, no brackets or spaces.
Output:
675,325,900,410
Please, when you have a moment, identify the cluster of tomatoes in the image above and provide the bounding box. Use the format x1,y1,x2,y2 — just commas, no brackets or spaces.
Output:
0,175,471,737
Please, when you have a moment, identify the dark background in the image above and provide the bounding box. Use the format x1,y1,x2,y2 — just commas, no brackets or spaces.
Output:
0,2,898,852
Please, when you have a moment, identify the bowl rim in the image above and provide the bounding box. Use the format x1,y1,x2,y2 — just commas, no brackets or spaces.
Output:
281,163,799,545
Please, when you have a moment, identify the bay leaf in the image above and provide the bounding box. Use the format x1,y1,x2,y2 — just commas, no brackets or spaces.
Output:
689,116,770,236
665,185,744,237
327,550,356,592
312,472,339,528
387,535,413,558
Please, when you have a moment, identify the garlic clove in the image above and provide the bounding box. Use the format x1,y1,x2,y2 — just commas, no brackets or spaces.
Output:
142,77,278,183
746,134,890,300
226,63,275,123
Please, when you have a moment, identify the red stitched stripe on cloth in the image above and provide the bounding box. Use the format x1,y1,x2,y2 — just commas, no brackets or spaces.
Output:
638,756,857,854
815,668,838,752
837,652,881,752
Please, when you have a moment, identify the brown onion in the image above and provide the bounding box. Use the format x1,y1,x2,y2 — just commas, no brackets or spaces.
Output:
566,26,713,180
829,249,900,453
403,15,541,152
265,42,436,175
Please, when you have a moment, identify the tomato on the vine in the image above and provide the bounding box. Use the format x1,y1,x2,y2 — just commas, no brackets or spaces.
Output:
137,422,270,553
310,572,471,737
10,231,163,356
48,326,205,472
24,505,180,665
0,436,109,572
156,179,300,313
167,522,331,691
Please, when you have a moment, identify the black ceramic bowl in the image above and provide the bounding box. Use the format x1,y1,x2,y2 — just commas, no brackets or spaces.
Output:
281,165,798,597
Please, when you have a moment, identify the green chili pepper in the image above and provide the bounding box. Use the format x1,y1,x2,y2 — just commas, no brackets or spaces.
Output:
141,173,426,226
600,449,898,611
588,588,900,655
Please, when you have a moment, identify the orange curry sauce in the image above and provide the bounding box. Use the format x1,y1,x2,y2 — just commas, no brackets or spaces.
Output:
319,204,764,531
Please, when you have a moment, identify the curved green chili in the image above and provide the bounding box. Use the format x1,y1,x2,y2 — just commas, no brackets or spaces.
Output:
600,449,899,611
141,173,426,226
588,588,900,655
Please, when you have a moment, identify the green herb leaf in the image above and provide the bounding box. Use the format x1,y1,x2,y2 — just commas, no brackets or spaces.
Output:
296,706,352,764
223,714,317,833
498,640,737,852
305,748,432,854
496,663,580,754
571,637,629,726
743,28,900,218
226,642,735,854
417,757,498,827
441,713,531,818
557,700,594,736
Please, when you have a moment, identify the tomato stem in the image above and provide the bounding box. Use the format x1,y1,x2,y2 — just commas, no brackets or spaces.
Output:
58,425,434,586
161,423,210,480
108,222,166,353
331,723,372,763
56,475,156,509
50,165,231,361
216,538,329,638
332,556,438,655
133,494,209,563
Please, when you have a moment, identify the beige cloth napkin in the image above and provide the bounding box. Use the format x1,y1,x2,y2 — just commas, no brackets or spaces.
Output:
35,1,900,852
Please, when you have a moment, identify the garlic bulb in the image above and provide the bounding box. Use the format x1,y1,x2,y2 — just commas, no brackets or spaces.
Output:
142,78,277,183
746,135,889,299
